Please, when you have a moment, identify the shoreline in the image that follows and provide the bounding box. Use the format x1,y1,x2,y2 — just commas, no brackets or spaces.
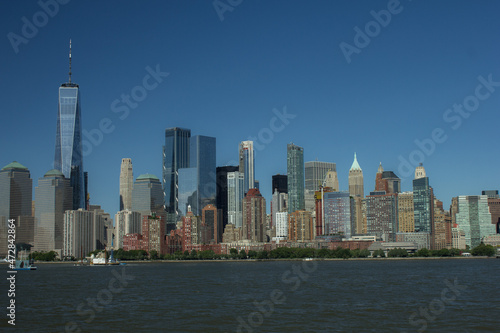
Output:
1,256,494,265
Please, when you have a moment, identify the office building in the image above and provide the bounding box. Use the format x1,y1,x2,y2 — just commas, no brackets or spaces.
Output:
227,171,245,228
63,209,93,259
454,195,495,248
34,169,73,254
348,153,364,198
0,162,33,255
274,211,288,241
216,166,239,231
272,174,288,194
288,210,313,241
131,174,164,223
119,158,133,211
271,189,288,229
413,164,433,233
239,141,255,194
287,143,305,214
323,191,354,239
305,161,337,191
366,192,398,242
114,210,141,249
189,135,216,215
398,192,414,232
54,41,84,209
163,127,191,224
242,188,266,242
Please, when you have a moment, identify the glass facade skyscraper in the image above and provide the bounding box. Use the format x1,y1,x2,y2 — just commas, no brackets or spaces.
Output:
131,174,164,223
54,82,84,209
323,191,353,238
287,143,305,214
239,141,254,194
455,195,495,248
413,165,432,233
163,127,191,223
54,42,84,210
227,171,245,228
190,135,216,214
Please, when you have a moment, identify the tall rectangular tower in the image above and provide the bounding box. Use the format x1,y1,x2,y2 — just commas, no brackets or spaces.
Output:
54,41,84,209
239,141,255,194
119,158,133,211
163,127,191,223
287,143,305,214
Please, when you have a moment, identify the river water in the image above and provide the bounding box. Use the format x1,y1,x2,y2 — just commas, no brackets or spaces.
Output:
1,259,498,332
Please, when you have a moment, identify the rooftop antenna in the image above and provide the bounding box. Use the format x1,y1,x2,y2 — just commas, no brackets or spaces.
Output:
68,39,72,83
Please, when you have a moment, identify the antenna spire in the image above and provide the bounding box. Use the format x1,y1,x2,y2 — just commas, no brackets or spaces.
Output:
69,39,72,83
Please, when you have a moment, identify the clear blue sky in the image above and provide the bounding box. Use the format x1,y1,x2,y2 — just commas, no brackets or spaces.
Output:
1,0,499,219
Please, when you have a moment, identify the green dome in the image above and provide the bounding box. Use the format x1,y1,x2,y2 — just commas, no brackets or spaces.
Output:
44,169,65,177
137,173,159,181
1,161,28,171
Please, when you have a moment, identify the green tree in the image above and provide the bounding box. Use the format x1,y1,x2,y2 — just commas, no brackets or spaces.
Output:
190,249,198,260
388,248,408,257
247,250,258,259
415,248,430,257
372,249,385,258
471,243,496,256
229,248,238,259
358,249,370,258
239,249,247,259
149,250,159,260
316,248,330,258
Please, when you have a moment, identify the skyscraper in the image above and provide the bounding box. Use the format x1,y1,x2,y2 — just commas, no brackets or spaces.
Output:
454,195,495,248
239,141,255,194
288,210,314,241
323,191,354,238
190,135,216,214
305,161,337,191
398,192,414,232
287,143,305,214
348,153,364,198
375,163,401,194
413,164,433,233
272,174,288,194
0,161,33,256
54,40,84,210
114,210,141,249
216,166,239,231
366,192,398,242
119,158,133,211
131,174,164,223
242,188,266,242
227,171,245,228
34,169,73,253
163,127,191,223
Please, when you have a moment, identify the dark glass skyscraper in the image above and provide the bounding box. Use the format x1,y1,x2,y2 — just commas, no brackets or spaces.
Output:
54,41,84,209
413,164,433,233
163,127,191,224
287,143,305,214
216,166,239,230
190,135,216,213
272,174,288,194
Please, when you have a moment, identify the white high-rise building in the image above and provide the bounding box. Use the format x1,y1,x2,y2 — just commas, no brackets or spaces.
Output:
273,211,288,241
119,158,133,211
271,189,288,229
227,171,245,228
63,209,94,259
114,210,141,250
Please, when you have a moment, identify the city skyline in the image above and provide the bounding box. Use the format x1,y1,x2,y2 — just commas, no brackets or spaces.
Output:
1,1,500,218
